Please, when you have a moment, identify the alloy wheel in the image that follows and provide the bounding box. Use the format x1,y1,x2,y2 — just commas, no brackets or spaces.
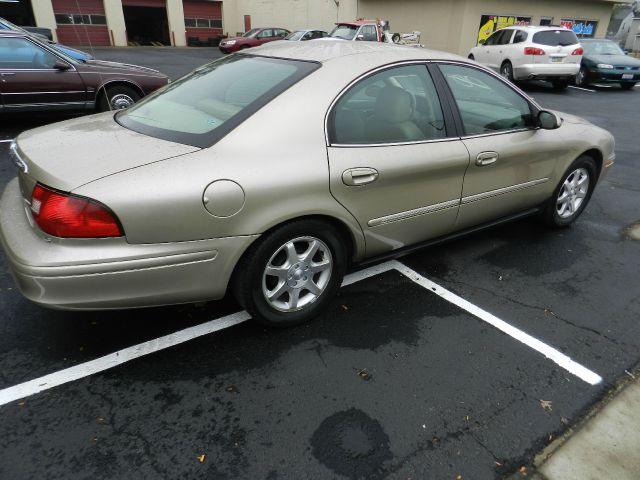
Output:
556,168,589,219
262,236,333,312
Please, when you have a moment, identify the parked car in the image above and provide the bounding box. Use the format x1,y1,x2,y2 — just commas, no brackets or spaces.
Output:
0,31,168,113
0,41,614,327
468,25,583,90
0,16,93,61
575,38,640,90
218,27,290,53
284,29,328,41
329,20,383,42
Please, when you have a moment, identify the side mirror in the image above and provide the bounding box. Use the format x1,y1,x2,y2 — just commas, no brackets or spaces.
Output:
538,110,562,130
479,39,486,45
54,60,71,71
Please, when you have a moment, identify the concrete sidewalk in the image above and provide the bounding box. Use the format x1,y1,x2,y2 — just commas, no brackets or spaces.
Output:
526,374,640,480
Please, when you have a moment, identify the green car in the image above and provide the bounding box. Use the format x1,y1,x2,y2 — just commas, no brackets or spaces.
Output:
576,39,640,90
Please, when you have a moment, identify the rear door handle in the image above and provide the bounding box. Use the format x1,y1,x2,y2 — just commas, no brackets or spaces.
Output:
342,167,379,186
0,72,16,76
476,152,498,167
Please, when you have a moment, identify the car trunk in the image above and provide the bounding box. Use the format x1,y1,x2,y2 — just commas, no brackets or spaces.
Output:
13,112,199,200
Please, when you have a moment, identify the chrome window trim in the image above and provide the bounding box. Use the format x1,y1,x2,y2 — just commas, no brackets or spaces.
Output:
369,198,460,227
461,178,549,205
459,127,536,141
330,136,459,148
324,59,454,147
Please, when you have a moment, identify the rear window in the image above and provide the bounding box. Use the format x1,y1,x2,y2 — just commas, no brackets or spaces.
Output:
117,55,319,148
532,30,579,47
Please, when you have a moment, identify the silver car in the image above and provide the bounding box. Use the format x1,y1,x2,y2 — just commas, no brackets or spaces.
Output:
0,41,615,326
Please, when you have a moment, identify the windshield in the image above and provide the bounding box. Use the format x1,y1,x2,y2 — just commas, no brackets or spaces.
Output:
330,25,358,40
117,55,319,148
582,41,624,55
242,28,261,38
285,31,305,41
532,30,579,47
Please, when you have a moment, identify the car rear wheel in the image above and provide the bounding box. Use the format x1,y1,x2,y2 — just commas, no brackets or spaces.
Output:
234,219,347,327
540,155,597,227
500,61,514,82
575,66,589,87
98,85,140,112
620,83,636,91
468,54,475,60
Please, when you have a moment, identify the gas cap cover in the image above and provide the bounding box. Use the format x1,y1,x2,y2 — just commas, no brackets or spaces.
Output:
202,180,245,218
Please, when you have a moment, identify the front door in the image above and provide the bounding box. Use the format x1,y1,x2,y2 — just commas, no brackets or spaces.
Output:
437,63,562,229
327,64,469,257
0,36,86,111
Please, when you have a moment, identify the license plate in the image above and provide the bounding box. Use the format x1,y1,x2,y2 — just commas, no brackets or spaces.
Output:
622,73,634,80
550,57,562,63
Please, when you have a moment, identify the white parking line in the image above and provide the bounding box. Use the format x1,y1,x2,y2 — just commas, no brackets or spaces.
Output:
0,139,14,143
0,259,601,407
568,86,596,93
390,261,603,385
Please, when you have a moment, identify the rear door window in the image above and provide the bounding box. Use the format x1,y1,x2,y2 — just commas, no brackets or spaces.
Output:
496,30,513,45
513,30,527,44
532,30,579,46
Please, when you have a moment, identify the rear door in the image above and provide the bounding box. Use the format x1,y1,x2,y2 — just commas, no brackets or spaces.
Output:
255,29,274,45
326,63,469,257
532,29,581,66
0,36,87,111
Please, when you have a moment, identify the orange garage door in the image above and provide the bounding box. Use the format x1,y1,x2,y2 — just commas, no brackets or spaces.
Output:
52,0,110,46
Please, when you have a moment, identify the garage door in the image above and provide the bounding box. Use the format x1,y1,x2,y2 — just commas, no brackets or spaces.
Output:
183,0,223,43
122,0,166,6
52,0,110,46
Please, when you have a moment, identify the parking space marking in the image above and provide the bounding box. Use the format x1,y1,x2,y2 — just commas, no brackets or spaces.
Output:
568,86,597,93
0,259,602,407
0,311,250,407
390,260,603,386
0,139,14,143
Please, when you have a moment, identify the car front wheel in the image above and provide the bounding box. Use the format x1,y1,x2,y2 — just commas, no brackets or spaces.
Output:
500,61,514,82
234,219,347,327
540,155,597,227
98,85,140,112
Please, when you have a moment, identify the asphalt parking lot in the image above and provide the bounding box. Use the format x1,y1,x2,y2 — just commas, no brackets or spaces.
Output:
1,47,639,479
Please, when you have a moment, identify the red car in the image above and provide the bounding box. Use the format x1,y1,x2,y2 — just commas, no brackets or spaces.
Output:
0,30,168,114
218,27,290,53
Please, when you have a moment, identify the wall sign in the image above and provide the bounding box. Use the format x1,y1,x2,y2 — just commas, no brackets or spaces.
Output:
560,19,598,37
477,14,532,44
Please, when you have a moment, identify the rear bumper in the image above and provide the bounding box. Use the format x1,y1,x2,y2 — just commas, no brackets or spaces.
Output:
0,178,258,310
514,63,580,81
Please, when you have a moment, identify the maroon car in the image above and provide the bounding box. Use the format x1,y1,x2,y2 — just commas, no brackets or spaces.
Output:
218,27,290,53
0,31,168,113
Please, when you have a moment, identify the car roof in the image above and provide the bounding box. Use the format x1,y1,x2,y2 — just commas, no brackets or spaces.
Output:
500,25,572,32
337,19,377,26
246,39,466,64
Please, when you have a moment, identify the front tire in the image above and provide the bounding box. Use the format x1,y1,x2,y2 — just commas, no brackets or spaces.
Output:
234,220,347,327
540,155,597,227
98,85,140,112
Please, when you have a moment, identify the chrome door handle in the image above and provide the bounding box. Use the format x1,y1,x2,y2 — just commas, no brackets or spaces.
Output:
0,72,16,76
476,152,498,166
342,167,379,186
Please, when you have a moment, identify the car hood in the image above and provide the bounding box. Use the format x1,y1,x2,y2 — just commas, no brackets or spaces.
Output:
78,59,164,76
15,112,199,192
585,54,640,67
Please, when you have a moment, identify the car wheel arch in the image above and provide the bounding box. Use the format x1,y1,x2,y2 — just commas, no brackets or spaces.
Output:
580,148,603,177
95,80,145,107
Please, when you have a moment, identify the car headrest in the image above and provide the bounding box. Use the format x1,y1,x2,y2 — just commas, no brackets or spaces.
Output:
374,86,414,124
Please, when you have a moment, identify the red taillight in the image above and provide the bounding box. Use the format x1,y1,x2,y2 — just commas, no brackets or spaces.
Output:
31,184,122,238
572,47,584,55
524,47,546,55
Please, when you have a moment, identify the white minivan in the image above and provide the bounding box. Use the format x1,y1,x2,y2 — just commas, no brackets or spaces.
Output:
469,26,583,90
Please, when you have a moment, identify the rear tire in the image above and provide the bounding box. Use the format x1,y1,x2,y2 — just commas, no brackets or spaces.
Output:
620,83,636,91
551,79,570,91
500,61,514,82
468,54,475,61
98,85,140,112
540,155,597,227
233,219,347,328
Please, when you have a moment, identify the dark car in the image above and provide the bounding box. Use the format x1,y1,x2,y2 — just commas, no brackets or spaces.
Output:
218,27,290,53
0,31,169,114
576,39,640,90
284,29,328,41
